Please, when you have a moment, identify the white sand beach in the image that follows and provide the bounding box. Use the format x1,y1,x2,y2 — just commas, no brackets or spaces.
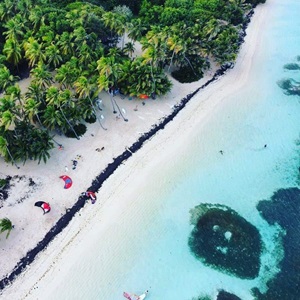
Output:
0,2,270,299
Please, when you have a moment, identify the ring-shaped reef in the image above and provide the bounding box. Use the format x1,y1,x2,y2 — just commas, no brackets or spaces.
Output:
188,203,262,279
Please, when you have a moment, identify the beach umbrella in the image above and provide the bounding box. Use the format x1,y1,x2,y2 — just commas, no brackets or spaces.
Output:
35,201,51,214
59,175,73,189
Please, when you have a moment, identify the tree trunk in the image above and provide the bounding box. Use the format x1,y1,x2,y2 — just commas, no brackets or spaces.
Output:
184,56,197,76
60,108,80,140
167,49,176,73
113,97,128,122
89,98,107,130
6,146,20,169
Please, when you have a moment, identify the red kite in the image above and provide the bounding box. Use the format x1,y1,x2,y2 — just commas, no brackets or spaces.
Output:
35,201,51,214
82,191,97,204
139,94,149,99
59,175,73,189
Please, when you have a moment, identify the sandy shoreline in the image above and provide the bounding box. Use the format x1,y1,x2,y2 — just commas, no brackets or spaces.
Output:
0,2,269,298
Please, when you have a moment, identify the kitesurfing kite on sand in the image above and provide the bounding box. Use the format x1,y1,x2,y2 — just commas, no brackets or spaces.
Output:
59,175,73,189
81,191,97,204
35,201,51,214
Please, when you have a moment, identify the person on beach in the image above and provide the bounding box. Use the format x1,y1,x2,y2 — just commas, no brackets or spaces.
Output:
72,160,78,170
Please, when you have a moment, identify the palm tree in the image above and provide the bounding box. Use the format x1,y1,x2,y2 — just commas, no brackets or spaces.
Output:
25,82,46,106
167,35,184,72
102,12,117,33
28,6,45,32
78,43,94,67
57,32,75,58
16,0,32,18
0,218,13,239
97,56,118,113
0,110,16,131
3,39,22,67
45,87,80,139
45,44,62,69
72,26,88,51
0,136,19,168
127,19,147,42
0,0,16,22
3,16,24,42
55,64,74,89
31,62,53,90
24,98,41,124
142,45,158,93
123,42,135,58
0,66,19,91
24,37,46,68
55,58,81,89
74,76,107,130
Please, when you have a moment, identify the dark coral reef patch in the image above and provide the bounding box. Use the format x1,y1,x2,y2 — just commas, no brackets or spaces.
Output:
254,188,300,300
188,203,262,279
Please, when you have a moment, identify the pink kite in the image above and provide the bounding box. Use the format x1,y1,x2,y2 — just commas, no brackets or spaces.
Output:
123,292,133,300
35,201,51,214
59,175,73,189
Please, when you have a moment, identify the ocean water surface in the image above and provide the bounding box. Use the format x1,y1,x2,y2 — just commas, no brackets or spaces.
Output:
41,0,300,299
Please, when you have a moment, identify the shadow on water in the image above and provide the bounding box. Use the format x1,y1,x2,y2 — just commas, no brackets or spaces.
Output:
277,56,300,97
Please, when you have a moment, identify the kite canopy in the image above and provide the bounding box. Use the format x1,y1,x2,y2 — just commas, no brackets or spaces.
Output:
59,175,73,189
123,292,132,300
35,201,51,214
82,191,97,204
139,94,149,99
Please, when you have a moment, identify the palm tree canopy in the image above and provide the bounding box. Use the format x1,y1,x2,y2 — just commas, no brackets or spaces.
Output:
0,217,13,239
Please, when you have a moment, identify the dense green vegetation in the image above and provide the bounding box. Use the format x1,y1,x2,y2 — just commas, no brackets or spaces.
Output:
0,0,265,164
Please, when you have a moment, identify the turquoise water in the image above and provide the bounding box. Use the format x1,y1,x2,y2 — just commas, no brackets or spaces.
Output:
111,1,300,298
42,1,300,299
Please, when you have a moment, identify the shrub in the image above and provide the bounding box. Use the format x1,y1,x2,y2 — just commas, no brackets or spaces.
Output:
85,114,97,124
65,124,87,138
172,66,203,83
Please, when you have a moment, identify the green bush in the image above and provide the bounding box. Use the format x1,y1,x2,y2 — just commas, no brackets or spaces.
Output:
0,178,7,188
172,66,203,83
85,114,97,124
